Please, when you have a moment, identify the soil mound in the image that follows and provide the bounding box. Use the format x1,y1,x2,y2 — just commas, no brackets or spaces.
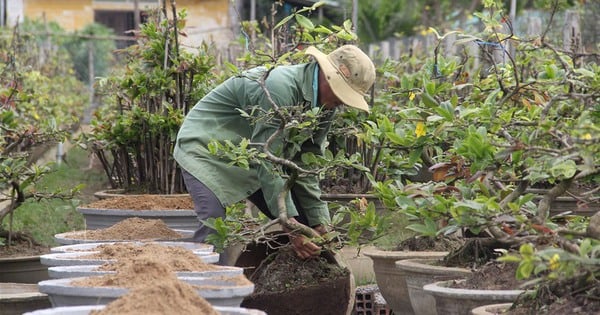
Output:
83,195,193,210
63,218,184,241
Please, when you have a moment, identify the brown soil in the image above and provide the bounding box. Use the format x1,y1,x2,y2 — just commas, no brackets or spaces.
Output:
62,217,184,241
507,275,600,315
395,234,465,252
80,243,203,263
82,195,193,210
74,258,179,288
241,247,351,315
92,281,220,315
453,261,525,290
249,248,348,295
85,260,220,315
0,237,50,258
449,250,600,315
97,253,219,273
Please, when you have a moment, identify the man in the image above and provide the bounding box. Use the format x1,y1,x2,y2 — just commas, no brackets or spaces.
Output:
173,45,376,261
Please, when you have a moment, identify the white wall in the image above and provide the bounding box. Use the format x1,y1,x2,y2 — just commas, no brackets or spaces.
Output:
5,0,24,26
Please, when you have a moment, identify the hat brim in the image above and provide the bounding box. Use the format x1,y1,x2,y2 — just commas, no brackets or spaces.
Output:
305,46,370,112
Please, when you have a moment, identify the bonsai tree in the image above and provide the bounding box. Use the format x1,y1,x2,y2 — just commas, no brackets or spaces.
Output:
80,3,217,194
0,20,87,249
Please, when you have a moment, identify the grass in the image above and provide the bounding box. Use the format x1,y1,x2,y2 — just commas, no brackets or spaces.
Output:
2,146,109,246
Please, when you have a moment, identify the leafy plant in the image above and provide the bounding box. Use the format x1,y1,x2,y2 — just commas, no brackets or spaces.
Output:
366,0,598,311
1,20,87,247
80,4,217,194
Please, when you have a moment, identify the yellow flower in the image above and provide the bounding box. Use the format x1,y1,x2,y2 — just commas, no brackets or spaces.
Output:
415,122,426,138
408,92,416,101
583,133,592,140
549,253,560,270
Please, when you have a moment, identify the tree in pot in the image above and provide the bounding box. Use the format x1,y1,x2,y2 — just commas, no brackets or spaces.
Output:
191,4,397,315
0,19,89,283
72,4,219,231
79,5,217,196
369,0,599,313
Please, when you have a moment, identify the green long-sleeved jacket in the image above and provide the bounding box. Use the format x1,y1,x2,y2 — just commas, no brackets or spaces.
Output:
173,62,334,226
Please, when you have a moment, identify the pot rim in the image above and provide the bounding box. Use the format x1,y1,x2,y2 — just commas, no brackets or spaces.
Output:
423,279,525,298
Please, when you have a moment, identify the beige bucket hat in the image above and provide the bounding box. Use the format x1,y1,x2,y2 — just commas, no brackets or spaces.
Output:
305,45,376,112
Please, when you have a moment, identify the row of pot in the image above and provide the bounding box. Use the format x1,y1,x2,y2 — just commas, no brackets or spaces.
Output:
27,239,265,315
13,205,268,315
364,250,523,315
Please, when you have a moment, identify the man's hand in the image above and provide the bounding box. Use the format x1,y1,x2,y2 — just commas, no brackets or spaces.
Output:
286,218,326,259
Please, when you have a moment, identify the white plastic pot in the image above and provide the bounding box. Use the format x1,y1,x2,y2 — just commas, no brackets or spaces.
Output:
50,241,213,254
48,264,244,279
40,250,220,267
38,276,255,308
23,305,266,315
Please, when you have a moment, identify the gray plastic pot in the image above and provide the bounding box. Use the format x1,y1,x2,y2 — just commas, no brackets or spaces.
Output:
40,250,220,267
48,264,244,279
363,249,449,315
53,229,194,245
470,303,513,315
395,258,472,315
23,305,266,315
38,276,255,308
50,241,213,254
423,280,524,315
76,207,198,230
0,283,51,315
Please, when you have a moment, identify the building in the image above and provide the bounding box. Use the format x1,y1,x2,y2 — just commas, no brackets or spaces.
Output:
1,0,237,51
1,0,344,54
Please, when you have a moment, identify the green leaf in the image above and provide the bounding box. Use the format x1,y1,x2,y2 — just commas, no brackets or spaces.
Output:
274,15,294,30
421,92,439,108
295,14,315,31
497,254,522,263
435,101,454,121
516,261,534,279
549,159,577,178
519,243,534,257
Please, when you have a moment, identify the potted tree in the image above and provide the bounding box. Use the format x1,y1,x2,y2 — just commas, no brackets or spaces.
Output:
75,4,218,230
0,18,88,315
190,3,398,314
0,19,88,283
368,0,598,313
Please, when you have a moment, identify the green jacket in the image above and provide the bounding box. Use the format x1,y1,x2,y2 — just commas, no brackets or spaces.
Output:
174,62,334,226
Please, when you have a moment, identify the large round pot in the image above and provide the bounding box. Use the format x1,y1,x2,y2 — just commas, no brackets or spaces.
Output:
235,233,355,315
76,207,198,230
40,250,220,267
53,229,194,246
50,241,213,254
395,258,472,315
363,249,448,315
24,305,267,315
0,283,51,315
93,189,189,200
423,279,524,315
470,302,513,315
0,255,50,284
48,264,243,279
38,276,255,308
77,194,198,230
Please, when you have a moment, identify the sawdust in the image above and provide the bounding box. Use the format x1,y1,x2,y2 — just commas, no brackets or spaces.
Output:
80,243,204,264
84,260,220,315
82,195,194,210
62,218,184,241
